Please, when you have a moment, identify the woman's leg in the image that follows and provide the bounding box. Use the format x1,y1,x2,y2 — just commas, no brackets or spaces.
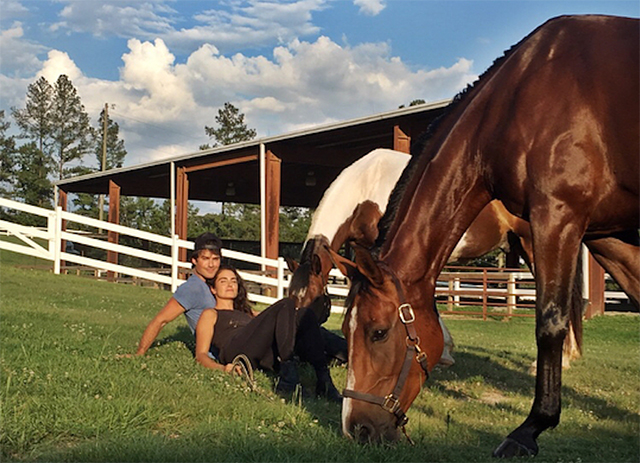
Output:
221,298,297,369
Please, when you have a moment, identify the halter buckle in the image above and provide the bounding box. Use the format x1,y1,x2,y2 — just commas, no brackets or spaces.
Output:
382,394,400,413
398,303,415,324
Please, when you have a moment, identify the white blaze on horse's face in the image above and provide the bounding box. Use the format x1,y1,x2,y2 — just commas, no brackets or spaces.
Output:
341,304,358,437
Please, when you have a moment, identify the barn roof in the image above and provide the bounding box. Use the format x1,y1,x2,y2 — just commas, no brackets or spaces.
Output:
55,99,451,208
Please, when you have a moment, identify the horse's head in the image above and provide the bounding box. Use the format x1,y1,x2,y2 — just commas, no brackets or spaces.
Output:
286,235,334,310
332,246,444,444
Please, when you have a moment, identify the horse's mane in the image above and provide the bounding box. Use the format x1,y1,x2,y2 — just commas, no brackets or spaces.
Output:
372,29,537,257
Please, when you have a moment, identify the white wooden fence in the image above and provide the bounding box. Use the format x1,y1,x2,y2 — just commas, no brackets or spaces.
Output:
1,197,629,314
0,197,287,306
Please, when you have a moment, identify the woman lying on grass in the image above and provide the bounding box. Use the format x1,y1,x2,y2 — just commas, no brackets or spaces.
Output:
195,264,342,403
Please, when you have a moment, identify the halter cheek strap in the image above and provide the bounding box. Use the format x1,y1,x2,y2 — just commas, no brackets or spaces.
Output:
342,276,430,438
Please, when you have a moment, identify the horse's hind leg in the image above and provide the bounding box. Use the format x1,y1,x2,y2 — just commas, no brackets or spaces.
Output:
494,209,586,458
585,230,640,309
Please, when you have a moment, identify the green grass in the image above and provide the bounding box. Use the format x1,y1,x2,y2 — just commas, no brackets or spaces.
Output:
1,250,638,462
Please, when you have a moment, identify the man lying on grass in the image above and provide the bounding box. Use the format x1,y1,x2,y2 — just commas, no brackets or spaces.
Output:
132,231,346,400
135,232,223,356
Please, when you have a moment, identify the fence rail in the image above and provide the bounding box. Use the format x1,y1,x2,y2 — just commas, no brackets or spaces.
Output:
2,197,630,315
0,197,287,305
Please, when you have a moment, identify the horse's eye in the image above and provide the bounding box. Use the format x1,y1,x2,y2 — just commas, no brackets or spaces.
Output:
371,329,388,342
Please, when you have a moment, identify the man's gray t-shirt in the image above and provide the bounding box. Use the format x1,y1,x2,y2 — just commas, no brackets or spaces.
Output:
173,274,216,334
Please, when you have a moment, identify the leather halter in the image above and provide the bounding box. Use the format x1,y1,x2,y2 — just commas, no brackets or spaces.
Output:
342,272,430,433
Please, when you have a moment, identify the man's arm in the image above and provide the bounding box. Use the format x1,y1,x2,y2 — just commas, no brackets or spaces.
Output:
135,297,186,356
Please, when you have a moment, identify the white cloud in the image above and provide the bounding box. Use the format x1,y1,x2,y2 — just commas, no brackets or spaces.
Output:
1,31,476,168
38,50,83,83
354,0,386,16
53,1,175,38
50,0,328,55
0,22,46,77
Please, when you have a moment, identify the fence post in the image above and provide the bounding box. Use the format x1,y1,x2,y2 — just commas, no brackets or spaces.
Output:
53,207,62,274
454,277,461,308
447,278,454,311
507,272,516,319
277,257,285,300
171,234,179,293
482,269,488,320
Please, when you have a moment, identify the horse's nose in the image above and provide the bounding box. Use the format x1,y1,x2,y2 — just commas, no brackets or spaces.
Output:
349,422,377,444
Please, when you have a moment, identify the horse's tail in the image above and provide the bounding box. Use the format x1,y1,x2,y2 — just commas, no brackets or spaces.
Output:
570,250,585,356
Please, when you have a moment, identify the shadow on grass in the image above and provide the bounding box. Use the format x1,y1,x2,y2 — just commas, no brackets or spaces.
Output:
424,348,638,428
153,325,196,356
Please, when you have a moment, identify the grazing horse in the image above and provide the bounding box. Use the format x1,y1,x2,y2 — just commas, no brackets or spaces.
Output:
338,15,639,457
287,148,582,367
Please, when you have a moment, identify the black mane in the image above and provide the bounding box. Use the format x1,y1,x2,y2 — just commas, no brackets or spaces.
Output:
372,35,530,257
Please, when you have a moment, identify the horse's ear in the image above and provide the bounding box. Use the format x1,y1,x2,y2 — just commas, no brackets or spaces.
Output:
285,256,299,272
327,248,358,280
352,244,384,287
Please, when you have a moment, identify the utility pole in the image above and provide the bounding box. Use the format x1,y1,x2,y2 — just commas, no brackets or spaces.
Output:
98,103,108,224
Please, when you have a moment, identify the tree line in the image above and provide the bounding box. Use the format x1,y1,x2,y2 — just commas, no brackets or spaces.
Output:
0,75,310,243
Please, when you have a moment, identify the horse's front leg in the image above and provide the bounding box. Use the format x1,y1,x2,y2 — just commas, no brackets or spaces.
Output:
493,213,585,458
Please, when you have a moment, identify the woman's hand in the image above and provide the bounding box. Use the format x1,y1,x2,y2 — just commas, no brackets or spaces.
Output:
224,363,243,375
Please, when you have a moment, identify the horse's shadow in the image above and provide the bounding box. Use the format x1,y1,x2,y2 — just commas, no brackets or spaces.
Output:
422,347,637,425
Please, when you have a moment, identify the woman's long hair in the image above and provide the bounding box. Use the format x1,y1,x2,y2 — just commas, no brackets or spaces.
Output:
209,264,254,316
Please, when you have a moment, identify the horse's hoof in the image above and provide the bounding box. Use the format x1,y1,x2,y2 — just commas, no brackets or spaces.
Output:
492,437,538,458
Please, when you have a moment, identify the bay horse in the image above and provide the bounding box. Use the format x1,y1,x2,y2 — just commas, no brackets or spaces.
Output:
287,148,581,367
337,15,639,457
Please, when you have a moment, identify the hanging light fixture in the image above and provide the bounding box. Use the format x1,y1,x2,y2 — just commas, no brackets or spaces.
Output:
305,171,316,187
225,182,236,196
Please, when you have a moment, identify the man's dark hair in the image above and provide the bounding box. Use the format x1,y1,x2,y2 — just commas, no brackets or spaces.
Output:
191,232,222,261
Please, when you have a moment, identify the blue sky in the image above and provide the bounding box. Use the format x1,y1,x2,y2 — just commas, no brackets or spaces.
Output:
1,0,638,168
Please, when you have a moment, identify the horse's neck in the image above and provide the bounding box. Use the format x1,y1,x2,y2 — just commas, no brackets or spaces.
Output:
382,115,492,284
306,149,409,242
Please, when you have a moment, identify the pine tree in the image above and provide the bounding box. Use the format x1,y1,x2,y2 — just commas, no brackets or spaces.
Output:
201,102,257,149
49,75,93,180
0,110,17,197
11,76,53,153
13,142,53,210
95,106,127,170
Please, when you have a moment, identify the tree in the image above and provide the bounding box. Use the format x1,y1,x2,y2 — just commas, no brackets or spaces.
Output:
398,99,426,109
73,105,128,219
279,207,312,242
95,105,127,171
200,102,257,149
0,110,16,197
13,142,53,210
49,75,93,180
11,76,53,153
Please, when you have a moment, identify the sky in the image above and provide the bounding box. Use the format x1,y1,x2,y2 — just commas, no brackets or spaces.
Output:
1,0,638,170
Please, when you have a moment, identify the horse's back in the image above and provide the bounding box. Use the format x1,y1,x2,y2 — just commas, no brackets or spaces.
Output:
307,148,410,240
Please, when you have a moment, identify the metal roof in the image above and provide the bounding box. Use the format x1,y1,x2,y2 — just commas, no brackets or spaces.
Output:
56,99,451,208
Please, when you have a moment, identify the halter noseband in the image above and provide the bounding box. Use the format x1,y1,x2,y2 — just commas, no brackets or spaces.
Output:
342,272,430,435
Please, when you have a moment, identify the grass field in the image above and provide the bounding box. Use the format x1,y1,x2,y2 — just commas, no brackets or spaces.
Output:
1,251,638,462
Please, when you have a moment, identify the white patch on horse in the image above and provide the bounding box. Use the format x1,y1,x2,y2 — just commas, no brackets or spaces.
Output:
449,233,470,262
342,305,358,436
307,149,409,243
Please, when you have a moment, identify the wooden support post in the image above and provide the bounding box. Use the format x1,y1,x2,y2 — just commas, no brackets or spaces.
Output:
176,167,189,264
58,189,68,271
585,253,606,319
393,125,411,154
107,180,120,282
265,150,281,274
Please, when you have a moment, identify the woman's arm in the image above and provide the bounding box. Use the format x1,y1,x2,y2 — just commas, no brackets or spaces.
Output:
195,309,234,373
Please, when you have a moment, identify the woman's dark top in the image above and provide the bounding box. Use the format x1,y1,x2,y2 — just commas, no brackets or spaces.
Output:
211,309,253,356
